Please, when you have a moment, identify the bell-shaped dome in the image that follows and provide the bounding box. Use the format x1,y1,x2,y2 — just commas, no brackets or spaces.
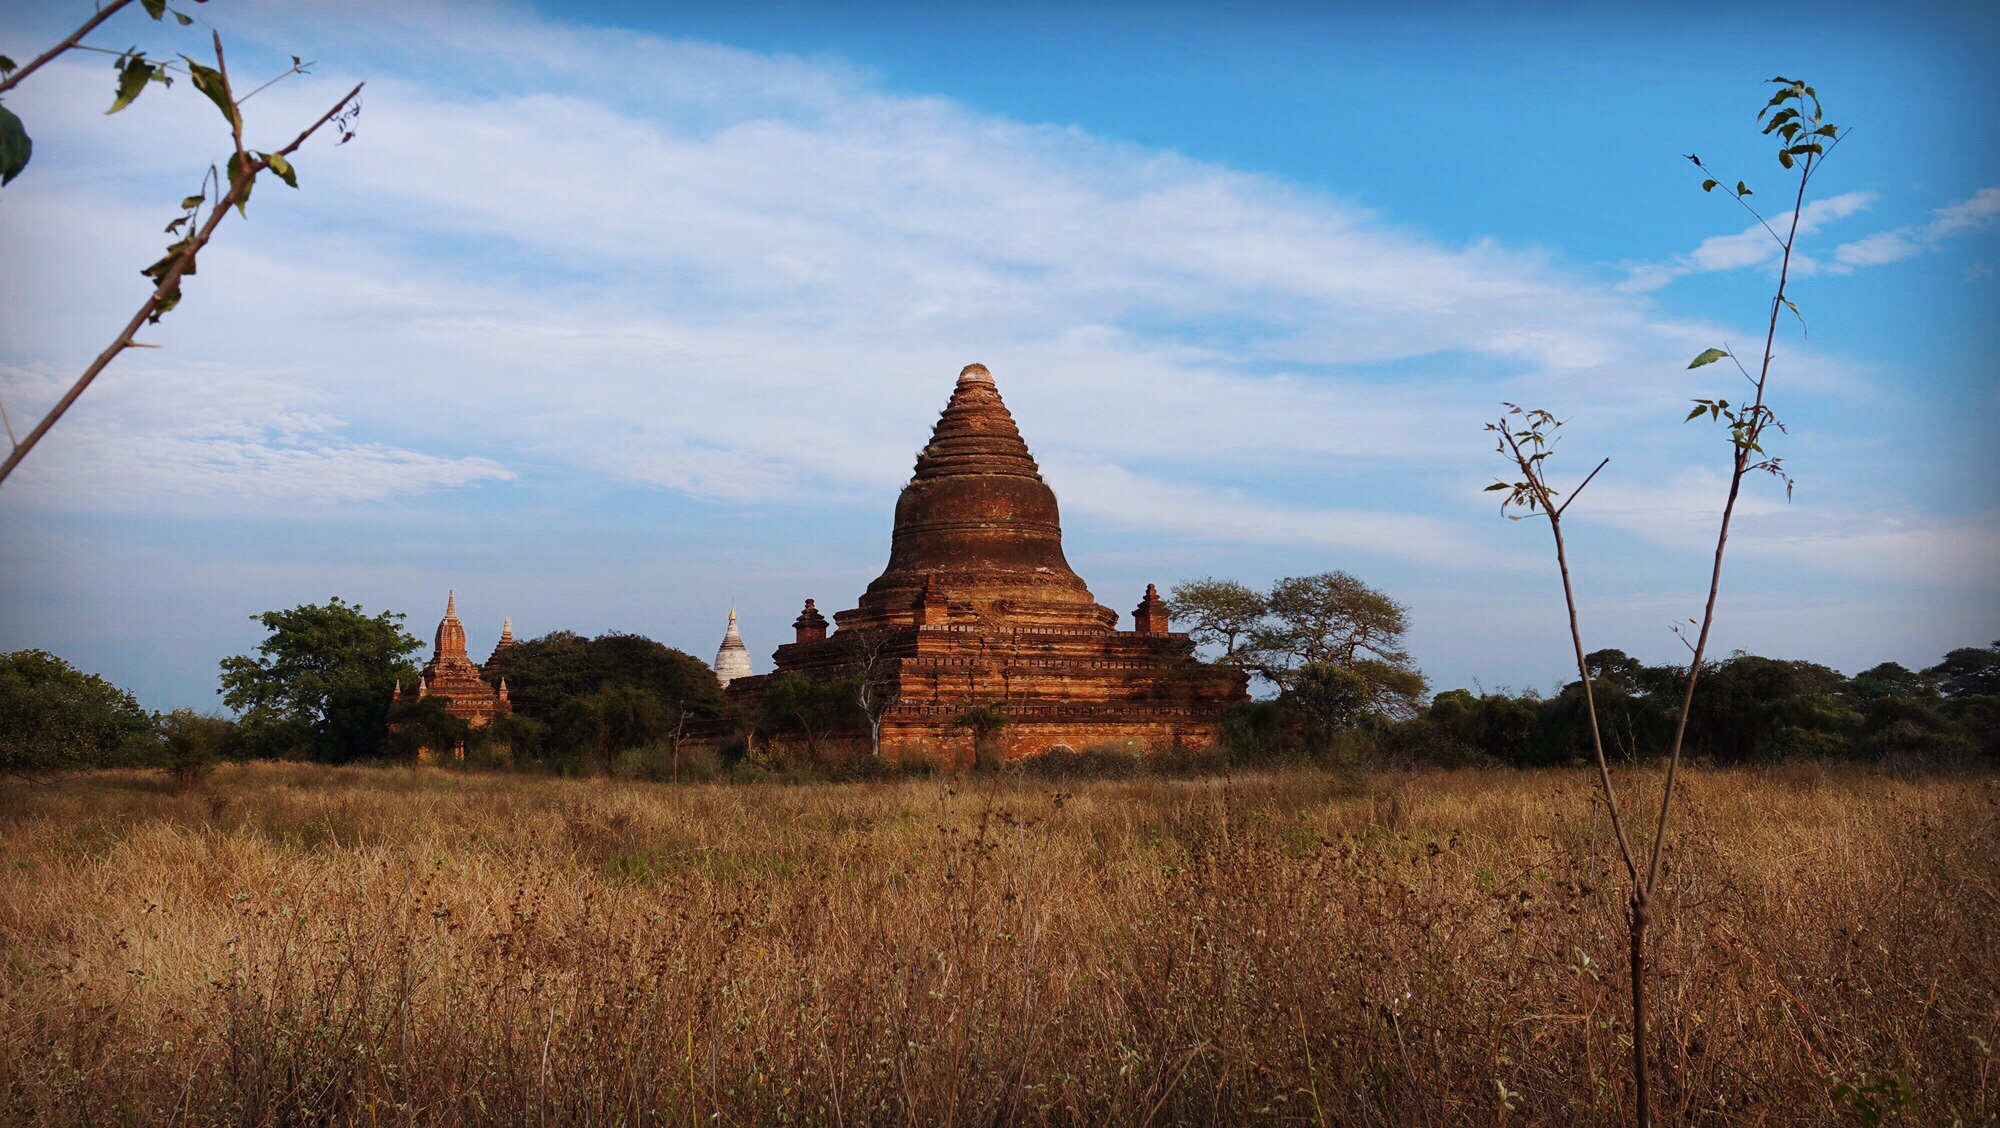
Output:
840,364,1115,632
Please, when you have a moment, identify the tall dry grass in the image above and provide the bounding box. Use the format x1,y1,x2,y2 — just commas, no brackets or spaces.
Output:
0,762,1994,1125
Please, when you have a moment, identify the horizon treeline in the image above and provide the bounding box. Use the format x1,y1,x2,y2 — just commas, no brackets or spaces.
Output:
3,612,1994,780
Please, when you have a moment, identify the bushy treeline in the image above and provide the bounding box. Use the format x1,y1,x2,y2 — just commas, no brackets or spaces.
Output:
1,649,244,790
7,631,1994,784
395,629,726,775
1249,642,1999,771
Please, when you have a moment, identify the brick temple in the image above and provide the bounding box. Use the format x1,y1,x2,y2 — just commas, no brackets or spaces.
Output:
391,592,511,757
717,363,1247,764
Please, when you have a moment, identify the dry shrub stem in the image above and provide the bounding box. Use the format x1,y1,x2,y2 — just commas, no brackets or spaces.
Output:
0,762,1994,1125
1492,104,1835,1126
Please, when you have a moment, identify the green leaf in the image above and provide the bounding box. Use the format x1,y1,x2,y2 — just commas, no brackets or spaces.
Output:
0,104,30,186
141,237,195,281
164,215,187,233
1815,124,1838,138
0,56,17,77
225,151,254,217
1685,405,1705,422
1778,149,1794,170
1701,178,1718,192
1762,107,1799,134
1736,181,1752,197
1687,348,1730,369
264,151,297,188
141,0,166,18
180,193,204,209
1484,482,1510,491
175,11,194,26
108,56,156,114
183,57,240,132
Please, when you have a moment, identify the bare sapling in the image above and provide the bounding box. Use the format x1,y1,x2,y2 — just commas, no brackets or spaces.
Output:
1486,76,1844,1126
848,630,903,758
0,4,364,485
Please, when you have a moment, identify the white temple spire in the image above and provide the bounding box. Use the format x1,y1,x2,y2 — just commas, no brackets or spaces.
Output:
714,606,753,687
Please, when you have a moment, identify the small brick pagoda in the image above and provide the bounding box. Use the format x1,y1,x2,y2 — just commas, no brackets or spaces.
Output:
392,592,512,750
718,363,1247,764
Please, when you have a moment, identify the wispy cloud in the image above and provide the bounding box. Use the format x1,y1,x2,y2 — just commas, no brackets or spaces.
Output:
0,362,512,506
1617,192,1875,292
0,3,1983,592
1833,187,2000,268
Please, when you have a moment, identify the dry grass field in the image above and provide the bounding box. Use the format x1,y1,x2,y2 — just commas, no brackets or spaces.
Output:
1,762,1995,1126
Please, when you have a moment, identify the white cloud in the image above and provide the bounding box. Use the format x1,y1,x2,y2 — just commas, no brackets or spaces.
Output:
1048,460,1542,572
1833,186,2000,268
0,6,1973,589
1618,192,1875,292
0,362,512,507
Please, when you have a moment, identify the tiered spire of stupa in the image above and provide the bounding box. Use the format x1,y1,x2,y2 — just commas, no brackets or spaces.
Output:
700,363,1248,767
714,607,753,687
840,363,1117,633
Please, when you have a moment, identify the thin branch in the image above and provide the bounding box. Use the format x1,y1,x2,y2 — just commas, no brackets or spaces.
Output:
0,80,364,487
1690,156,1786,249
237,59,313,105
1495,422,1638,884
0,0,137,96
1554,457,1609,518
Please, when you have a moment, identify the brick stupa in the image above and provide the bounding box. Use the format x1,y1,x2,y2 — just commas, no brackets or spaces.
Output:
717,363,1247,764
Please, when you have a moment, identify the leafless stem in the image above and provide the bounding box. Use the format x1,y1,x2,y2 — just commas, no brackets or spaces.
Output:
1496,424,1638,886
1553,457,1609,519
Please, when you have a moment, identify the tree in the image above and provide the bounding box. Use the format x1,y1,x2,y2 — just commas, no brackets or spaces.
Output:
0,649,151,775
845,630,903,757
1924,640,2000,699
218,599,421,762
952,704,1008,771
1165,578,1266,661
154,708,238,792
0,3,364,485
754,673,856,764
474,711,545,767
1247,572,1414,684
1848,661,1933,703
1286,662,1371,736
1485,78,1845,1126
494,630,724,721
384,696,473,763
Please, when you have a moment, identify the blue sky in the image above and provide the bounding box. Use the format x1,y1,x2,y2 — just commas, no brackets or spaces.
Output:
1,0,1995,711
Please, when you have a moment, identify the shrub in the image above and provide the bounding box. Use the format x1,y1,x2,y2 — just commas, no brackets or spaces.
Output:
155,710,238,793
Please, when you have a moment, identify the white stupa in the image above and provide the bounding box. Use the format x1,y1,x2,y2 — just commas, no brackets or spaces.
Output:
713,607,753,687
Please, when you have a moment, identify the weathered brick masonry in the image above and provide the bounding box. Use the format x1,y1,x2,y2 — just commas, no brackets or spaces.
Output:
708,363,1247,765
